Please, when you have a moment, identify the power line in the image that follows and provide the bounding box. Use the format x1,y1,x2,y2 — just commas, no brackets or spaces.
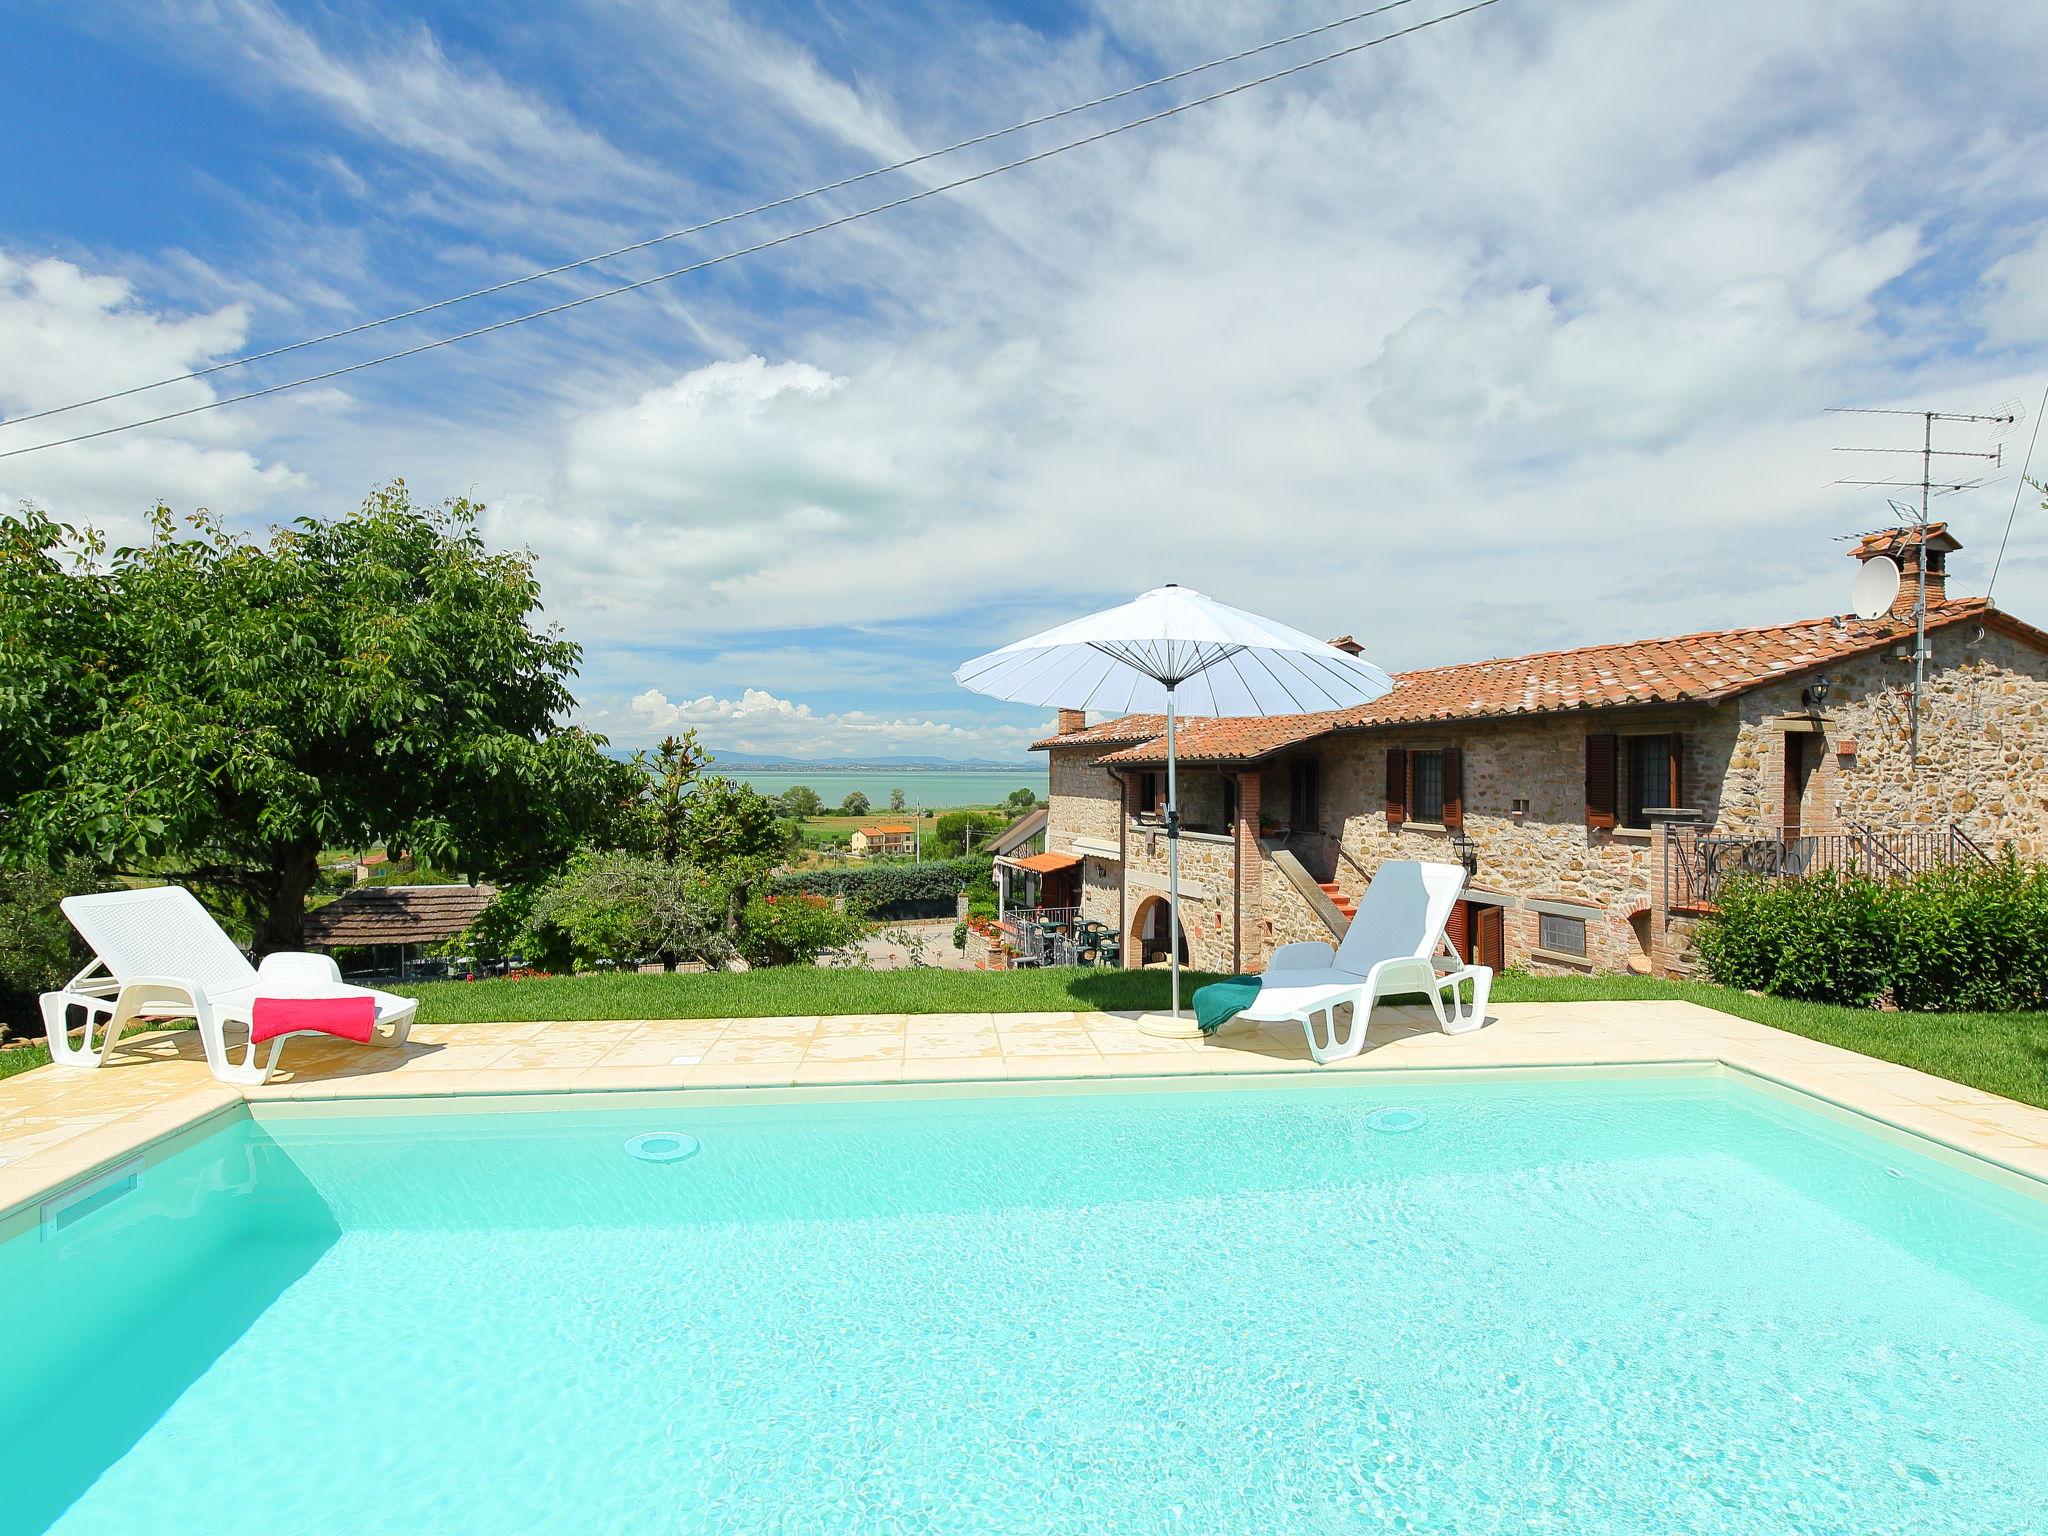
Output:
0,0,1504,462
2,0,1428,432
1987,382,2048,602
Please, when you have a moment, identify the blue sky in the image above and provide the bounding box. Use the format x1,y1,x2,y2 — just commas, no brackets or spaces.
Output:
6,0,2048,762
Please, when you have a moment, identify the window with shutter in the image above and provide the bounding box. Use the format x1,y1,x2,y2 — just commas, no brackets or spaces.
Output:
1410,750,1445,824
1585,735,1618,829
1621,733,1687,828
1384,747,1407,828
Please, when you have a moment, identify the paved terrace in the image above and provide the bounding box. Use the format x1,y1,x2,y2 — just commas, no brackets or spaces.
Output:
5,1002,2048,1222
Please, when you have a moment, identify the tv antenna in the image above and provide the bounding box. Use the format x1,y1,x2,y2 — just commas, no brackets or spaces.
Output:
1828,402,2021,765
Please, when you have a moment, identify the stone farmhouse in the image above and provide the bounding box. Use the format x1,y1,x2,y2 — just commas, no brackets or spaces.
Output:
1028,526,2048,978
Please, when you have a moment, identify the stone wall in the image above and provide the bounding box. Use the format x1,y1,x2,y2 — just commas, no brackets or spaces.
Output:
1710,621,2048,853
1124,822,1237,972
1046,745,1126,937
1047,746,1122,851
1258,842,1344,959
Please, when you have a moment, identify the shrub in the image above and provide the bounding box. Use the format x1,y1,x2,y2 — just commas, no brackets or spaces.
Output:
1696,857,2048,1012
769,855,986,916
0,860,106,1036
525,850,735,973
1888,855,2048,1012
739,892,870,968
1694,870,1892,1006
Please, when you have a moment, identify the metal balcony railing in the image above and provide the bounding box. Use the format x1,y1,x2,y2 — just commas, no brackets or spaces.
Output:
1664,822,1991,911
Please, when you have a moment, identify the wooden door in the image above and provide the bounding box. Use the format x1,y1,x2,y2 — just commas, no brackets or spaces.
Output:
1781,734,1813,840
1446,900,1472,963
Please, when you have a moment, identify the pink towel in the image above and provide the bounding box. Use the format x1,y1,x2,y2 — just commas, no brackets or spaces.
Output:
250,995,376,1045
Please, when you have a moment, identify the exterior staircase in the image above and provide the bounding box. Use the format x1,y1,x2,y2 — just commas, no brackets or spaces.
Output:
1317,881,1356,921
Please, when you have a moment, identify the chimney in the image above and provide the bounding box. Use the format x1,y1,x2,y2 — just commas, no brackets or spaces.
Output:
1849,523,1960,621
1326,634,1364,656
1055,707,1087,735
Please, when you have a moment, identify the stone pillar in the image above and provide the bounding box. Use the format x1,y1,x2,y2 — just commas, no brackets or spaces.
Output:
1234,770,1263,972
1644,808,1704,977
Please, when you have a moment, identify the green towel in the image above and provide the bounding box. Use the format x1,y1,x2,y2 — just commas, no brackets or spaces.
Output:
1193,974,1262,1035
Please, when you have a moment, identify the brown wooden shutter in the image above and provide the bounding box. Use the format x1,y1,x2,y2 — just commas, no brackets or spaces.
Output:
1476,903,1504,970
1384,747,1408,828
1666,732,1684,809
1585,734,1618,829
1441,746,1464,830
1446,900,1470,963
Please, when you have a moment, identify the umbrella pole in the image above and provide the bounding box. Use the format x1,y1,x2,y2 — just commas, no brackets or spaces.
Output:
1166,686,1180,1019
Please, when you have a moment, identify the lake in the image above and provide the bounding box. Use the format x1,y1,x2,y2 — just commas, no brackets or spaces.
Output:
722,768,1047,810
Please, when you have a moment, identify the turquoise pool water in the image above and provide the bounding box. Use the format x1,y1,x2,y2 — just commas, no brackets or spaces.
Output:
5,1074,2047,1534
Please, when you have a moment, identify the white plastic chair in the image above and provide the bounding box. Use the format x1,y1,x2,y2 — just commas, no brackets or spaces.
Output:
39,886,417,1086
1233,860,1492,1062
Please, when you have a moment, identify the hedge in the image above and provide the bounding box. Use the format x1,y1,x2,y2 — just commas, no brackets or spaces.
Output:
768,856,989,916
1695,857,2048,1011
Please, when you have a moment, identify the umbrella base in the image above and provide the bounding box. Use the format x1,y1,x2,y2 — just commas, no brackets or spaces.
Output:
1135,1012,1207,1040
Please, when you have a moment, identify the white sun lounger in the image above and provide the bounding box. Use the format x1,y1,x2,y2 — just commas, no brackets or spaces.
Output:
40,886,417,1087
1232,860,1490,1063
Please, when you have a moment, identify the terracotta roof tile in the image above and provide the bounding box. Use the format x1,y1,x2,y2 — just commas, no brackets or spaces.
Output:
1049,599,2038,767
303,884,497,948
1028,714,1168,751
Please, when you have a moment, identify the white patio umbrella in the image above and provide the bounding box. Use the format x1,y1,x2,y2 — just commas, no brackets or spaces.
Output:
954,584,1393,1021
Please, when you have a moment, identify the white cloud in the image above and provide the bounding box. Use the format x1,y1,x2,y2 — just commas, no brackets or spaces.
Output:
1981,230,2048,346
0,253,306,526
619,686,1040,759
14,0,2048,758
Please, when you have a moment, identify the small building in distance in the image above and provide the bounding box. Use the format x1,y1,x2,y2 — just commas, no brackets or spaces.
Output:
848,822,917,859
302,883,498,978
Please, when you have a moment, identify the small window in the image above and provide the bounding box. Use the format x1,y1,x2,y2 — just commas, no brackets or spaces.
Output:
1289,758,1320,830
1511,797,1530,817
1539,913,1587,956
1622,737,1668,828
1136,772,1162,814
1410,750,1445,824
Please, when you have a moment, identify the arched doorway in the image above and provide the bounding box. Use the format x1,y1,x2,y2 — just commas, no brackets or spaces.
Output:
1130,895,1189,967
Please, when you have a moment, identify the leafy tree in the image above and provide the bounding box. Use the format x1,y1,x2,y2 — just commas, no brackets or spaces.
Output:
633,731,712,864
0,860,105,1033
683,778,797,867
777,784,824,818
738,891,870,968
888,787,906,812
526,849,734,973
0,484,638,954
1004,787,1038,811
928,809,1010,858
840,791,871,817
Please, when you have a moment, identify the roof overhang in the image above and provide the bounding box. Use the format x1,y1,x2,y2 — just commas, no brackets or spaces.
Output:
997,851,1082,875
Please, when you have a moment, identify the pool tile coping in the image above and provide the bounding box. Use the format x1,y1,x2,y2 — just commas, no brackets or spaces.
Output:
4,1000,2046,1234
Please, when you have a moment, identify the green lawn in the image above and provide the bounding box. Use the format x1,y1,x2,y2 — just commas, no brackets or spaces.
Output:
11,970,2045,1111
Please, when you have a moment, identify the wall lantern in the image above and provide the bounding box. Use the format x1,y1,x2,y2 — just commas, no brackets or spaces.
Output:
1800,674,1833,711
1449,830,1479,878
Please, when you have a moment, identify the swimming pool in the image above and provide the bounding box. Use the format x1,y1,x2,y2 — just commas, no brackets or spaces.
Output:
6,1071,2046,1534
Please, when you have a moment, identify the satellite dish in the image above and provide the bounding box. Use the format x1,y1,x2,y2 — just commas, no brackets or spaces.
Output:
1852,556,1901,620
